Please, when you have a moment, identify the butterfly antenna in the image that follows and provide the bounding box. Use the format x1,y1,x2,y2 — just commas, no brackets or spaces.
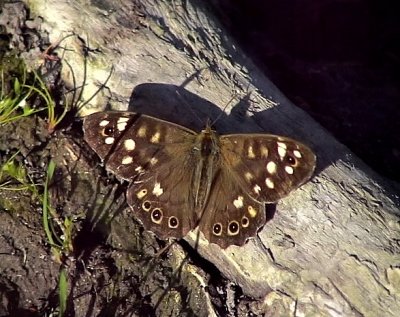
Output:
210,94,237,127
175,89,204,126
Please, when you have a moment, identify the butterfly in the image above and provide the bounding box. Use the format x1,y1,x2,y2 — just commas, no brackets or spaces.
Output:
83,111,316,248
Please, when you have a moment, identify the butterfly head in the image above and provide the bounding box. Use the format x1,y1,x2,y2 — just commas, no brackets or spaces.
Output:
201,118,217,134
196,124,220,158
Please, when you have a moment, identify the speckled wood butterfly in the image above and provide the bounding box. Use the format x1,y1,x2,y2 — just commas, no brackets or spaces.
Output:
83,111,316,248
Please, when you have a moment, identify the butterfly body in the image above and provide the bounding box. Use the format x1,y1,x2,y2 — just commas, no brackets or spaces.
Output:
83,111,316,248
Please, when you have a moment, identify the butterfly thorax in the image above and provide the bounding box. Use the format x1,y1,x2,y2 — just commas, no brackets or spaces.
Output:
191,126,221,219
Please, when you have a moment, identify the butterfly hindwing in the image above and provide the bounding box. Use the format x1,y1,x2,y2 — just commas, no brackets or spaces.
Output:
126,154,198,240
199,168,266,248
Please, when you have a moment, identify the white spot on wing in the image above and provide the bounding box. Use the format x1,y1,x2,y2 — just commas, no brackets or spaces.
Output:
233,196,244,209
135,166,144,172
245,172,253,181
277,142,287,158
137,126,147,137
265,177,274,189
260,145,269,158
99,120,109,127
150,157,158,165
285,166,294,174
152,182,164,197
150,132,161,143
293,150,302,158
117,117,129,131
118,117,129,123
124,139,136,151
122,156,133,165
253,184,261,194
247,145,255,158
266,161,277,174
117,122,127,131
105,137,114,144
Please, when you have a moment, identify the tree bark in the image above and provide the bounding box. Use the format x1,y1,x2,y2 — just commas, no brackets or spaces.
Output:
24,0,400,316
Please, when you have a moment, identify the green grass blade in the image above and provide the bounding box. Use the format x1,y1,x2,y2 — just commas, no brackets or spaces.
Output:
42,160,56,246
59,268,68,317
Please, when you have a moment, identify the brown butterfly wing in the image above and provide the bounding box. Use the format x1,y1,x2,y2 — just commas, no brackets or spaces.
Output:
198,134,316,247
83,111,199,239
198,168,266,248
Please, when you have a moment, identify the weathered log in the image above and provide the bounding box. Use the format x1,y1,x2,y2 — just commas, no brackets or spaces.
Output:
22,0,400,316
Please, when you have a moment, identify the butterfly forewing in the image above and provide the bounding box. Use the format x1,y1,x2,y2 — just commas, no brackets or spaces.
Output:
220,134,316,203
83,111,200,239
83,111,196,180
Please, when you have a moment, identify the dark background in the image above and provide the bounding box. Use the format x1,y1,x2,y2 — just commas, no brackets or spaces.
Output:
209,0,400,183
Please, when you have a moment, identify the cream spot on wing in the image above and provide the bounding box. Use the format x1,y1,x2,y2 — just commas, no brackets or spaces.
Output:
117,122,127,131
260,145,269,158
293,150,302,158
247,145,255,158
122,156,133,165
152,182,164,197
137,126,147,137
285,166,294,174
266,161,277,174
99,120,109,127
118,117,129,123
150,157,158,165
245,172,253,181
253,184,261,194
233,196,244,209
277,142,287,158
248,205,257,218
277,141,287,149
136,189,148,199
105,137,114,144
117,117,129,131
135,166,144,172
265,177,275,189
150,131,161,143
124,139,136,151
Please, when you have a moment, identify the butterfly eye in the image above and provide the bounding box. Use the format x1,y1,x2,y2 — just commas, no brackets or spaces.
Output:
285,155,296,166
228,221,240,236
241,216,249,228
142,201,151,211
104,126,114,136
213,223,222,236
169,216,179,228
151,208,163,224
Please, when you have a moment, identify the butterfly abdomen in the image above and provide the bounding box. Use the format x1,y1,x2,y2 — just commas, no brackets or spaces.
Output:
189,130,222,219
